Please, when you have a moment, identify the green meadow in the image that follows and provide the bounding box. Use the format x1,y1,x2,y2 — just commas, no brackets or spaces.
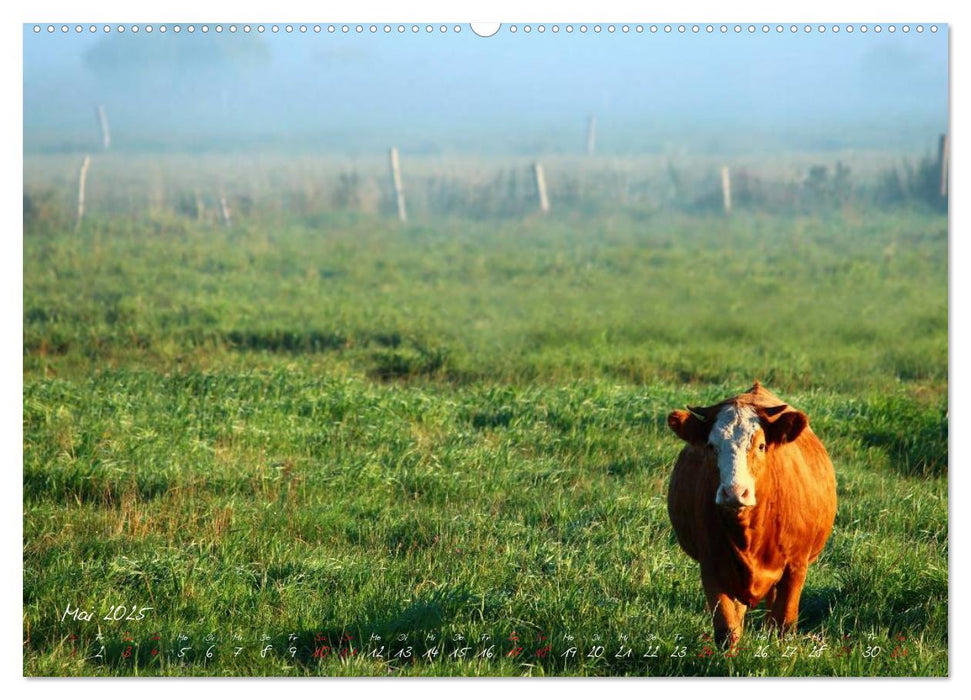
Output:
23,157,947,676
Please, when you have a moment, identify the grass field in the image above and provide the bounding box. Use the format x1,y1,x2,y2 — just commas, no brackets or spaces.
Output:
22,161,947,676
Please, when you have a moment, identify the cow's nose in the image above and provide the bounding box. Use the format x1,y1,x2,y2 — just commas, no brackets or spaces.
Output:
716,483,757,509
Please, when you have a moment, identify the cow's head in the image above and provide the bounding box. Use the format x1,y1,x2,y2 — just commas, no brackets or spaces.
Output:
667,402,807,510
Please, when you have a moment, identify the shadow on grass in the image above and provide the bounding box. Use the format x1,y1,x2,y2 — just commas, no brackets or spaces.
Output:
285,586,477,668
799,586,841,631
23,469,172,505
828,394,948,478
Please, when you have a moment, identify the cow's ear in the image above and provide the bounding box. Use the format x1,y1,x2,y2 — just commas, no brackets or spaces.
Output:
667,409,710,445
762,409,808,445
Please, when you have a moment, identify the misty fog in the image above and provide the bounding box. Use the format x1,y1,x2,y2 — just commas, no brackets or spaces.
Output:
24,24,948,155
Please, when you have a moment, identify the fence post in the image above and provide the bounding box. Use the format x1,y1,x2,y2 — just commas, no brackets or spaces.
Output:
721,165,732,214
76,154,91,230
586,114,597,156
219,191,232,228
96,105,111,150
533,162,550,213
389,147,407,222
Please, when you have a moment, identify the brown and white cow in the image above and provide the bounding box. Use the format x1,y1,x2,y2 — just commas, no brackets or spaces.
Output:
666,382,837,646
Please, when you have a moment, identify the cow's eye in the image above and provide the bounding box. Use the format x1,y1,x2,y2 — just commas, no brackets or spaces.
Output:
758,443,766,452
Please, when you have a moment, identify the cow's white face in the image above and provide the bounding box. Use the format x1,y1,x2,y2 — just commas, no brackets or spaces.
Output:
668,396,809,509
707,404,763,509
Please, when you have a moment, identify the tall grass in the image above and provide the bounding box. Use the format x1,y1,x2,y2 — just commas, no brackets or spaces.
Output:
23,156,947,676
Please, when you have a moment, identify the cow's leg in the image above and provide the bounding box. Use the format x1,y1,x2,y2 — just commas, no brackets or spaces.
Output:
733,600,748,638
764,585,777,612
762,584,777,636
769,563,808,636
701,569,743,646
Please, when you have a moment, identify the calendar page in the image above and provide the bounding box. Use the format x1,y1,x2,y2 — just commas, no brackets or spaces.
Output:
22,18,948,678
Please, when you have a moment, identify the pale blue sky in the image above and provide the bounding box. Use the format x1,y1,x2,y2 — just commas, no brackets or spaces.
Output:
23,25,949,153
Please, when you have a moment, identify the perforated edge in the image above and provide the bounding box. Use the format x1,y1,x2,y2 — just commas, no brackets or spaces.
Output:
29,23,944,36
